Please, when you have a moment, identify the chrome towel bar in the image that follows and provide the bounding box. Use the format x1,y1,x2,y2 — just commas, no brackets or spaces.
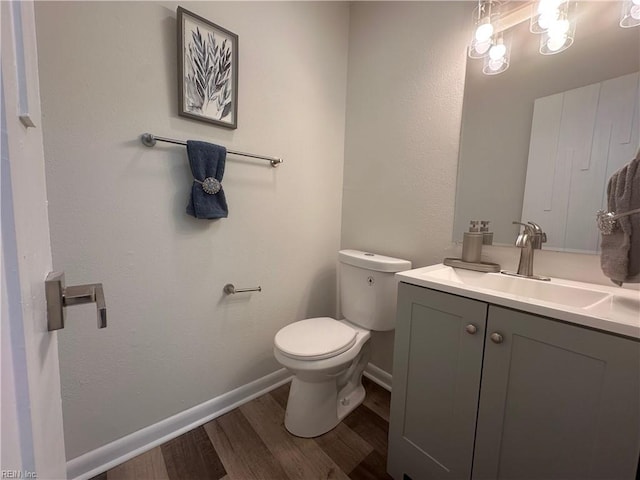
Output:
223,284,262,295
141,133,283,167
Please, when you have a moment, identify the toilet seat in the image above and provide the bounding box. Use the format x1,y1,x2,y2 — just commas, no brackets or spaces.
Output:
275,317,357,360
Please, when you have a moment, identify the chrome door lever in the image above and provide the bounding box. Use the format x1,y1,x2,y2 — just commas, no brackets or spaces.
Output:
46,272,107,331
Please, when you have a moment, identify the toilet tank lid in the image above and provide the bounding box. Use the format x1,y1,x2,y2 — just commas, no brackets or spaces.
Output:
339,249,411,273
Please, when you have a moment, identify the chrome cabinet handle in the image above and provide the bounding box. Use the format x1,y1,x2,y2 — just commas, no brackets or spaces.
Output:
465,324,478,335
46,272,107,331
490,332,504,344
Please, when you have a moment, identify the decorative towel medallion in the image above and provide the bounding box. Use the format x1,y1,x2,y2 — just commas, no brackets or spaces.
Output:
596,209,617,235
200,177,221,195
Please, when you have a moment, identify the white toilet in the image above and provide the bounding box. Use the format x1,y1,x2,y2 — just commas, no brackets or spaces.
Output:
273,249,411,438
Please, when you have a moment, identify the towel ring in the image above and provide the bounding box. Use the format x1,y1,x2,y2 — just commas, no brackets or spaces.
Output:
596,208,640,235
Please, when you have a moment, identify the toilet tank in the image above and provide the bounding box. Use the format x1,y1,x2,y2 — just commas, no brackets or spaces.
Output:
338,250,411,331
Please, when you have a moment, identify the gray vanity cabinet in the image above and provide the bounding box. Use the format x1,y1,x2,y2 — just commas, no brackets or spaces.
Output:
388,282,640,480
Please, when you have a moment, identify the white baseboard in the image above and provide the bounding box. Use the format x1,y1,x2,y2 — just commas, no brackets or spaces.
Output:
67,368,292,480
363,362,392,391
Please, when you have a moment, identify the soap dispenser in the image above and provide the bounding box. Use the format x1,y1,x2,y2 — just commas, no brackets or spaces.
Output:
462,221,484,263
480,220,493,245
443,221,500,272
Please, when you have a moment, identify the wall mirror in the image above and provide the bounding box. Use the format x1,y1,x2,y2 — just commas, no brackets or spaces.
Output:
453,1,640,253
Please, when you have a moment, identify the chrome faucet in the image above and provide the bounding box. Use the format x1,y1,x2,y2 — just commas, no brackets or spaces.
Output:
502,221,550,281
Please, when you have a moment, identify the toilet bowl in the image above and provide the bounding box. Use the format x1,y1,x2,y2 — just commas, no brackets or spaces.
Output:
274,318,371,438
273,250,411,438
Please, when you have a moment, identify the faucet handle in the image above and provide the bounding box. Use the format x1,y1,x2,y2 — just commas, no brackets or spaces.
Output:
527,221,546,239
512,221,534,234
527,221,542,233
512,222,532,248
515,233,530,248
527,221,547,248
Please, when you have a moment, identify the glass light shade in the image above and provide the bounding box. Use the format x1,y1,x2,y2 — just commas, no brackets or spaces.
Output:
539,2,576,54
620,0,640,28
469,38,492,58
483,33,510,75
469,0,499,59
540,28,574,54
530,0,565,33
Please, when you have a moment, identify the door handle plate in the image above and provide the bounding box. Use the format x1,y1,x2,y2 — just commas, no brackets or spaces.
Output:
45,271,66,331
45,271,107,331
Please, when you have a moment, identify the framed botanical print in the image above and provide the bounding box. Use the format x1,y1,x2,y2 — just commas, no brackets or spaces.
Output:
177,7,238,129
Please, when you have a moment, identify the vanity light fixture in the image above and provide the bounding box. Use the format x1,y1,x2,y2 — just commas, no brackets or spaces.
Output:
469,0,580,76
620,0,640,27
539,1,576,54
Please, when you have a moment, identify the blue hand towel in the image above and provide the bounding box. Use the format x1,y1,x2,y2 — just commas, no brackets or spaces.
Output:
186,140,228,219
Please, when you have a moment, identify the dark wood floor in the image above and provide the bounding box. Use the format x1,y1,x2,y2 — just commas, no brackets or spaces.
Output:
92,376,392,480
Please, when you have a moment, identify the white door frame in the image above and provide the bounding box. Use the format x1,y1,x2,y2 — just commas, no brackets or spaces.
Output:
1,1,67,478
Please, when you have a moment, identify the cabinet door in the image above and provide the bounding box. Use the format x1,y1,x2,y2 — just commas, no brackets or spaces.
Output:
473,306,640,480
388,283,488,480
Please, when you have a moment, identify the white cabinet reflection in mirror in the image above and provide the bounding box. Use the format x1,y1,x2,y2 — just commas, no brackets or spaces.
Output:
522,72,639,253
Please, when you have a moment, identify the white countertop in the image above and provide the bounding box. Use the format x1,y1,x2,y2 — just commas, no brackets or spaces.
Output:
396,264,640,339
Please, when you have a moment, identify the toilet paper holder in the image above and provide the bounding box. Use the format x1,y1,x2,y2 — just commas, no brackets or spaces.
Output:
223,284,262,295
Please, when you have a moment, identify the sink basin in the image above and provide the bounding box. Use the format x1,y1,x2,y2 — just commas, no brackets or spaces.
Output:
396,264,640,338
422,267,611,308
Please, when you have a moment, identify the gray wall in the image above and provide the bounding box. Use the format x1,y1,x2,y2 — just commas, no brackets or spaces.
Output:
341,2,471,372
35,1,349,459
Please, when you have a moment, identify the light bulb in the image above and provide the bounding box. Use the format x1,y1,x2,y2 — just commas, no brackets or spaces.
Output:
633,0,640,6
546,34,567,51
537,0,556,15
631,4,640,19
475,22,494,42
548,18,570,37
538,9,559,30
489,43,506,60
